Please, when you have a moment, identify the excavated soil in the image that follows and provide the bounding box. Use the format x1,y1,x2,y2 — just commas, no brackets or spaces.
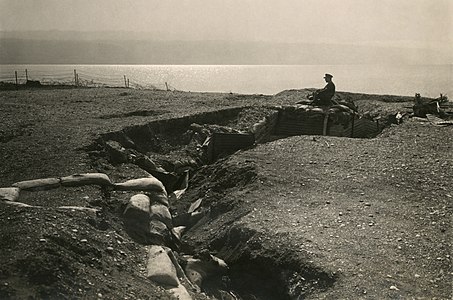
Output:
0,86,452,299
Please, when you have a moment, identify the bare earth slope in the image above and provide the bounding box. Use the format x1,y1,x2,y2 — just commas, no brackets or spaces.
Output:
0,87,451,299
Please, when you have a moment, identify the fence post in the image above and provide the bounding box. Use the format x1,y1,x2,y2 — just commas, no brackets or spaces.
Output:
74,69,77,86
15,71,18,86
165,82,169,91
25,69,28,82
127,78,130,88
124,75,127,88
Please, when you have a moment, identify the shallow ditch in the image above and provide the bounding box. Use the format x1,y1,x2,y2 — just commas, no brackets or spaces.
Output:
86,105,394,299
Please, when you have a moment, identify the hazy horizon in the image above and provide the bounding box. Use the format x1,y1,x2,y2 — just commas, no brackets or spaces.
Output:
1,0,452,64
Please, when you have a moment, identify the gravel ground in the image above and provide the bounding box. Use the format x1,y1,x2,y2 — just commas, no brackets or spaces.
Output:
0,86,451,299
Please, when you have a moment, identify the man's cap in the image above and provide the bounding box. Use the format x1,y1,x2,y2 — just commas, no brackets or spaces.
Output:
324,73,333,78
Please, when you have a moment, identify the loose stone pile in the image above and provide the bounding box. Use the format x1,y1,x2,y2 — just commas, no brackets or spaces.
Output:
0,172,229,299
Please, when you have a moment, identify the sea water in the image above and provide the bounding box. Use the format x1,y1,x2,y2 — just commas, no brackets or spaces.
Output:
0,64,451,98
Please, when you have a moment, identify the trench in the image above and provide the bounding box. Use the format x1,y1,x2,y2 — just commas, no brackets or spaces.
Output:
86,105,394,299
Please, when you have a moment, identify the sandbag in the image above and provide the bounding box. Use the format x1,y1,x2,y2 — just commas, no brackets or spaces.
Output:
0,187,20,201
148,219,171,245
13,178,60,191
330,104,354,114
148,190,169,207
147,245,179,287
182,253,228,288
150,204,172,228
306,107,324,114
168,285,192,300
1,201,35,208
114,177,166,194
122,194,151,243
60,173,112,187
123,194,151,218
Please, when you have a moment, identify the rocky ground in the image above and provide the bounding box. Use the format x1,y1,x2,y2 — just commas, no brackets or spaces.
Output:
0,86,451,299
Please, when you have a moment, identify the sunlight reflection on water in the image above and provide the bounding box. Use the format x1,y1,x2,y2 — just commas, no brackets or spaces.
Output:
1,64,451,97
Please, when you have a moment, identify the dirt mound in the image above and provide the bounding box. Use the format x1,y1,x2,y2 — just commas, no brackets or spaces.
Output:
1,87,451,299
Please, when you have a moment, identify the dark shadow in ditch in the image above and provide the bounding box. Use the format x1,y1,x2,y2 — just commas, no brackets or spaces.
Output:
99,109,170,119
202,225,337,300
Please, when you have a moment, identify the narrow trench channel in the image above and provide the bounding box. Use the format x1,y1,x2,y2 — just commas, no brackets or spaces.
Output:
87,106,394,299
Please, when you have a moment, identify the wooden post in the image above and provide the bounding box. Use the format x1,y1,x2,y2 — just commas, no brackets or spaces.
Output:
74,69,77,86
127,78,130,88
76,73,79,86
165,82,169,91
350,114,355,138
15,71,18,86
322,113,329,136
25,69,28,82
124,75,127,88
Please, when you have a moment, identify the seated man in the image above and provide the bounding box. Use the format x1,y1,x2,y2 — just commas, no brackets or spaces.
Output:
312,73,335,106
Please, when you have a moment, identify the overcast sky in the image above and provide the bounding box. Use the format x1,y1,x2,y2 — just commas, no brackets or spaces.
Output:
1,0,452,49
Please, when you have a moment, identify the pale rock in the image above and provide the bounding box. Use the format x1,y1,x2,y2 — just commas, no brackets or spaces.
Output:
167,284,192,300
188,198,202,214
12,178,61,191
0,187,20,201
147,245,179,287
171,226,186,241
61,173,112,187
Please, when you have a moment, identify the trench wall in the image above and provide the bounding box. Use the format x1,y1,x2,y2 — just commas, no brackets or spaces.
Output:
98,106,387,170
251,110,279,143
276,108,386,138
100,107,245,152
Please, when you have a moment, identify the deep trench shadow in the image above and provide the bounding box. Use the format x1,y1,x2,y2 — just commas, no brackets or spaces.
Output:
99,109,170,119
206,226,337,300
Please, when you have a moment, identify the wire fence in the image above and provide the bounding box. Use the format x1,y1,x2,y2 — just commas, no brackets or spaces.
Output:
0,68,177,91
